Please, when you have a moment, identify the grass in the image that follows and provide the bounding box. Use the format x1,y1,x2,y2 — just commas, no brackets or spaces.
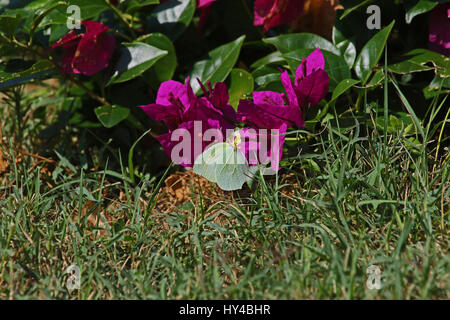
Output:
0,77,448,299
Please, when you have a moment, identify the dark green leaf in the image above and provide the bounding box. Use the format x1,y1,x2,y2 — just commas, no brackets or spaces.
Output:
331,78,360,101
388,49,450,78
404,0,438,24
264,33,340,55
0,60,55,90
40,0,110,28
139,33,177,88
0,13,23,38
339,0,375,20
364,69,384,88
149,0,196,40
228,68,254,110
332,26,357,68
190,35,245,94
107,42,168,85
94,105,130,128
29,1,66,41
252,66,283,92
354,21,395,85
126,0,160,12
250,51,285,69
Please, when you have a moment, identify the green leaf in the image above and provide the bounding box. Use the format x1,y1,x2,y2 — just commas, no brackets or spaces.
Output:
126,0,160,12
0,60,55,90
354,20,395,85
190,35,245,94
138,33,177,88
194,142,250,191
252,66,283,92
283,49,351,89
22,0,54,11
428,74,450,90
107,42,167,85
29,1,66,42
250,51,285,69
94,105,130,128
339,0,375,20
228,68,254,110
149,0,196,40
264,33,340,55
40,0,110,27
374,112,418,136
388,49,450,78
365,69,384,88
388,60,434,74
331,78,360,101
0,13,23,38
332,26,357,68
404,0,438,24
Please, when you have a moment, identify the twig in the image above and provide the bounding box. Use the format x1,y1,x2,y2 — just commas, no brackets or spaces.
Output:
0,141,56,164
10,39,111,106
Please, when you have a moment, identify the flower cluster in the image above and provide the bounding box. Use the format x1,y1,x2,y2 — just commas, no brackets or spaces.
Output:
140,49,329,171
140,78,236,167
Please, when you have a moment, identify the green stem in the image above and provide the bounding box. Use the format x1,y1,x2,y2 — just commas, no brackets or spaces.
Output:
28,2,68,46
383,45,389,152
104,0,137,38
13,88,23,144
111,29,133,42
434,105,450,164
354,89,364,113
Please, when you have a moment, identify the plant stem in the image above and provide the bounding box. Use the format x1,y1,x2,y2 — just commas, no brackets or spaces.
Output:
383,45,389,153
104,0,137,38
11,39,110,106
434,105,450,163
354,89,364,113
13,88,23,144
111,29,133,42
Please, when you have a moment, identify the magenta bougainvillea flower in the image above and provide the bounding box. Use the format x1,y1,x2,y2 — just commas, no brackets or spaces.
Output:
428,3,450,56
139,78,236,167
140,78,235,131
236,92,292,170
238,48,329,130
286,48,330,108
254,0,305,32
157,119,223,167
51,21,116,76
237,91,303,129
